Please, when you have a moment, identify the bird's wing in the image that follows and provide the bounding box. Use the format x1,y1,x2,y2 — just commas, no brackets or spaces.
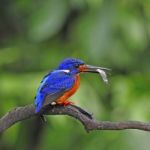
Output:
34,70,75,113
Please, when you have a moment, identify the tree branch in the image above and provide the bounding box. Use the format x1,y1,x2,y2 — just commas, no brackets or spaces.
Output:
0,104,150,133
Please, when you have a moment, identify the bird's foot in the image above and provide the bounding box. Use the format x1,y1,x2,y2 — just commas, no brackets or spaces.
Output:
63,101,74,106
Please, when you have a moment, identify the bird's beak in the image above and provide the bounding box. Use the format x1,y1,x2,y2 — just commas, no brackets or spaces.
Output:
78,64,110,73
78,64,111,84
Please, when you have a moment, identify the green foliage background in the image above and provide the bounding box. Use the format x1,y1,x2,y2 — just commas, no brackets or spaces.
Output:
0,0,150,150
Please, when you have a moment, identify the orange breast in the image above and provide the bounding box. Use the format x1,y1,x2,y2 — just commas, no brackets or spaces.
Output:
56,75,80,104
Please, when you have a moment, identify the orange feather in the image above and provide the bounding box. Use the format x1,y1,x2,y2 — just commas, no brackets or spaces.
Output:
56,74,80,104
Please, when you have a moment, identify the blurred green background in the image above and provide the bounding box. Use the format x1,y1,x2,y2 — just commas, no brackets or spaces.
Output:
0,0,150,150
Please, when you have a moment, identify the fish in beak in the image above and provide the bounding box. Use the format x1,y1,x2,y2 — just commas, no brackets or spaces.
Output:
78,64,111,84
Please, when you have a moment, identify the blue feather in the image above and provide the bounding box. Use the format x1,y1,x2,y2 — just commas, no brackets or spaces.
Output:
34,58,85,113
34,75,49,113
34,70,75,113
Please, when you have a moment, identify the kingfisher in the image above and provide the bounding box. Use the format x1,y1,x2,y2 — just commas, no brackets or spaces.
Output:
34,58,110,113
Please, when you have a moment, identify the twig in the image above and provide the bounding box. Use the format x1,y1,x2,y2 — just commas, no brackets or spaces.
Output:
0,104,150,133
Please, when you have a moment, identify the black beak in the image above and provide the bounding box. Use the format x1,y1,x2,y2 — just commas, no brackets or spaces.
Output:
83,65,111,73
79,64,111,84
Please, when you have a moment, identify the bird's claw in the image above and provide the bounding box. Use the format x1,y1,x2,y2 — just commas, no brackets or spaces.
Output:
63,101,74,106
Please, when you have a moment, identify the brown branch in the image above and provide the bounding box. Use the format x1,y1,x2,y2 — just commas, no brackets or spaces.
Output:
0,104,150,133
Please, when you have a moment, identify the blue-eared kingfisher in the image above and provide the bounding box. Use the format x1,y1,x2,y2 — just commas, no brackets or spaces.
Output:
34,58,110,113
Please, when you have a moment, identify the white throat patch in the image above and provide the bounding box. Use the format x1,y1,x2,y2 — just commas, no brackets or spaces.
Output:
61,70,70,73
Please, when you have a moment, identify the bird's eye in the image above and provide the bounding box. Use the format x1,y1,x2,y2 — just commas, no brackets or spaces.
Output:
75,64,79,68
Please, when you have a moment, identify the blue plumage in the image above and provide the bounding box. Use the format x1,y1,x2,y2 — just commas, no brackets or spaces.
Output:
34,57,110,114
35,70,75,113
34,58,85,113
58,58,84,74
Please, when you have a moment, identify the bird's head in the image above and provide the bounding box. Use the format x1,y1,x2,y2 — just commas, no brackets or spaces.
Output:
58,58,110,77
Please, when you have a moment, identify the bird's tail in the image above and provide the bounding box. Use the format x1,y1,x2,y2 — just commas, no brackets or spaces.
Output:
34,93,45,113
